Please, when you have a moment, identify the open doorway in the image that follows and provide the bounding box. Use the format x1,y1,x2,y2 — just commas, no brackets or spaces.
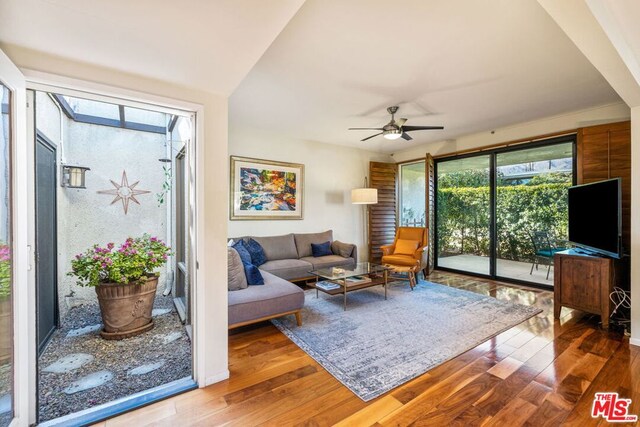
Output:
32,89,195,423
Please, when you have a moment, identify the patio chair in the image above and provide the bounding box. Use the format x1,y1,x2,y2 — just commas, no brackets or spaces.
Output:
529,231,566,280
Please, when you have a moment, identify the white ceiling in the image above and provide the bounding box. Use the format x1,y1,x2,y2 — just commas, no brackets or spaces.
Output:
229,0,622,153
0,0,305,96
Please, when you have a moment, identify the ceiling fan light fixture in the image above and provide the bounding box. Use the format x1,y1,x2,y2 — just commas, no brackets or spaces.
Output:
383,129,402,140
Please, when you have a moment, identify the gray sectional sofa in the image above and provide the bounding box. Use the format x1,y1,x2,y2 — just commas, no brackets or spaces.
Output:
228,230,357,328
248,230,357,281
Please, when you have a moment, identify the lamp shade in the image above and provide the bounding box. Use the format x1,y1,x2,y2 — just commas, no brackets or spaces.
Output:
351,188,378,204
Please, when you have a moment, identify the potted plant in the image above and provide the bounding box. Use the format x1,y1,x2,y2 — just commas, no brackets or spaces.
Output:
69,235,171,340
0,244,11,362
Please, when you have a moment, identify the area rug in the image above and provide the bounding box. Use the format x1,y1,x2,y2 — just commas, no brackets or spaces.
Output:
272,280,541,401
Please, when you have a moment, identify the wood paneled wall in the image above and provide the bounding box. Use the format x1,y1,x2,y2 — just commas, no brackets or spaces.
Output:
425,154,435,273
368,162,397,263
577,121,631,253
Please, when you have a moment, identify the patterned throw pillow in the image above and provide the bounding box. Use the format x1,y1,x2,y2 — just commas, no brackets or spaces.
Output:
311,241,333,257
245,238,267,266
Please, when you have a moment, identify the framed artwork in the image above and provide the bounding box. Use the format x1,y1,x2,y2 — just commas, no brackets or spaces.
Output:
230,156,304,220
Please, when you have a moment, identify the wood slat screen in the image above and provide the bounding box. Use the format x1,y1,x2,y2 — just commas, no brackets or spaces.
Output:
425,153,435,274
577,121,631,253
369,162,397,263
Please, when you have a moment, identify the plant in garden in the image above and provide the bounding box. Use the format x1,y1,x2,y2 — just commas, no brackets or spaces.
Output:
156,165,172,206
0,244,11,298
69,235,171,287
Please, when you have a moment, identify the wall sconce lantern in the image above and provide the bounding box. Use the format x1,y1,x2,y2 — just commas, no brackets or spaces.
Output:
61,165,90,189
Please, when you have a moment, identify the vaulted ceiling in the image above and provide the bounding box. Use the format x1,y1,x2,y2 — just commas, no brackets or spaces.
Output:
229,0,622,153
0,0,627,154
0,0,305,96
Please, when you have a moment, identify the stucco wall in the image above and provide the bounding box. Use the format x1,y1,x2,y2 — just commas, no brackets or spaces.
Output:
35,92,169,317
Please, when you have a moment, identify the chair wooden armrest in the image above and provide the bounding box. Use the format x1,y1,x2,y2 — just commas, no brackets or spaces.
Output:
381,244,395,256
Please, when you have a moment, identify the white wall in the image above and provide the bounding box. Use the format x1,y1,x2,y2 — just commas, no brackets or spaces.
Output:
392,102,630,162
228,127,392,261
2,44,230,392
631,106,640,346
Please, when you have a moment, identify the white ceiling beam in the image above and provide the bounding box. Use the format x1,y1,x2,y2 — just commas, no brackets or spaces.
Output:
537,0,640,107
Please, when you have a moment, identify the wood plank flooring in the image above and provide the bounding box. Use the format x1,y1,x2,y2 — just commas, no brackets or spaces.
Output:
96,271,639,426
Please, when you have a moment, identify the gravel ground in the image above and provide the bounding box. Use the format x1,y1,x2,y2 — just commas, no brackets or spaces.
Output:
0,363,11,426
38,294,191,422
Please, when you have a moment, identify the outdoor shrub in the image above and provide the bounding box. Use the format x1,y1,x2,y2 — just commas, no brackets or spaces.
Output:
437,183,570,262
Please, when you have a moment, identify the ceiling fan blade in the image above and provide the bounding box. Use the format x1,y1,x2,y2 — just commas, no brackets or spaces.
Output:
402,125,444,131
361,132,383,142
401,132,412,141
396,118,407,126
349,127,384,130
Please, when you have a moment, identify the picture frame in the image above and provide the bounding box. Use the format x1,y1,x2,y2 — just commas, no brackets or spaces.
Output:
230,156,304,220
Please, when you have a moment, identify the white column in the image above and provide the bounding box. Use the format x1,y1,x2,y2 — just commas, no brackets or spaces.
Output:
630,106,640,347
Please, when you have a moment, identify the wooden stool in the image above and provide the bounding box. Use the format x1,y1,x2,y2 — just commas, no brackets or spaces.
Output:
384,263,420,290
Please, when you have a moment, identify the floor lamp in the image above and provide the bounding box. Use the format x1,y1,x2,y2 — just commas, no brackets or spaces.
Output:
351,178,378,262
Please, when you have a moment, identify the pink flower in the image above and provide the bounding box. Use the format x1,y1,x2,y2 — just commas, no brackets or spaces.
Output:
107,243,114,250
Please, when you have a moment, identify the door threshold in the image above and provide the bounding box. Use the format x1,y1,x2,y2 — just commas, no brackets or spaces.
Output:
38,377,196,427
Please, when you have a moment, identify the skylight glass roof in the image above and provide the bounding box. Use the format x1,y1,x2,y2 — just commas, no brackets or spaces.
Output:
56,94,168,134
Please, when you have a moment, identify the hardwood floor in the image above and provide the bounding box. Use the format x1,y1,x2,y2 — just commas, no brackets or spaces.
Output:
96,271,639,426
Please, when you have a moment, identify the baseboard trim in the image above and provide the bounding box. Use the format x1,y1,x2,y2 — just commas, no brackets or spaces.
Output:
629,337,640,347
204,369,230,387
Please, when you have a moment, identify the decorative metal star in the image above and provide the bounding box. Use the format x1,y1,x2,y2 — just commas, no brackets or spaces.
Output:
97,170,151,214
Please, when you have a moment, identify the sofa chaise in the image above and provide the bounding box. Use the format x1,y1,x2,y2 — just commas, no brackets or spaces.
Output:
228,230,357,329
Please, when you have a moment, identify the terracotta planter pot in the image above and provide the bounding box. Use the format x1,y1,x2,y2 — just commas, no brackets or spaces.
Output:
95,276,158,340
0,297,11,363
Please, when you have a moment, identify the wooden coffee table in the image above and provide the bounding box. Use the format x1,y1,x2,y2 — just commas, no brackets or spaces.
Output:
308,262,389,310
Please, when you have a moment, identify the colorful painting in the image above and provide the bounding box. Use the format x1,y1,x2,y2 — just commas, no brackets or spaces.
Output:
230,156,304,220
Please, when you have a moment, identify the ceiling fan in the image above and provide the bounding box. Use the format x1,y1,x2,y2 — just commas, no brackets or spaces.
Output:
349,106,444,141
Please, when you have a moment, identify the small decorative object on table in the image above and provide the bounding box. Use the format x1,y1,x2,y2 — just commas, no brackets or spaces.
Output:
68,234,171,340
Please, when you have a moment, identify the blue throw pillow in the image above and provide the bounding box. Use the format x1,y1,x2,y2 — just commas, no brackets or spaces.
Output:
311,241,332,257
232,240,264,285
232,240,252,265
244,263,264,286
245,238,267,266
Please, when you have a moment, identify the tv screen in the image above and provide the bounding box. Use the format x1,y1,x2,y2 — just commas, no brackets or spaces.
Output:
568,178,622,258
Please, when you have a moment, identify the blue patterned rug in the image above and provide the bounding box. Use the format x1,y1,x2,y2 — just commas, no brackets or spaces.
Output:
272,280,542,401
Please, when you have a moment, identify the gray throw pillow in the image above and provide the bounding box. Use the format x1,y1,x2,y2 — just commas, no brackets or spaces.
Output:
228,248,248,291
332,240,355,258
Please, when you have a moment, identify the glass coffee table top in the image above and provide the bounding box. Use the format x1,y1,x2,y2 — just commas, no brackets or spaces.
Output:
310,262,388,280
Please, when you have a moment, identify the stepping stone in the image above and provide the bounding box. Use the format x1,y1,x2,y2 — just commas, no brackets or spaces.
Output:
43,353,94,373
63,371,113,395
127,361,165,376
162,331,182,344
66,324,102,338
152,308,172,317
0,394,11,415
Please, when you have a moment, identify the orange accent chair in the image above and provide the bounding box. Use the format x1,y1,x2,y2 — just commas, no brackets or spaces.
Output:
381,227,429,278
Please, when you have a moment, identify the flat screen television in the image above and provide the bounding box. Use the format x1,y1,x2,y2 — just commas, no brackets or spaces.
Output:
568,178,622,258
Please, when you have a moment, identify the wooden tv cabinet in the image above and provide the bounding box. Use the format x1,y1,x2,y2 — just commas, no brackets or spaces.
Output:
553,249,615,328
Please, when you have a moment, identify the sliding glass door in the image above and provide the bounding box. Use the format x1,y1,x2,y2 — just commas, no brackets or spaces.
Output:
496,143,573,284
435,137,575,286
436,155,491,276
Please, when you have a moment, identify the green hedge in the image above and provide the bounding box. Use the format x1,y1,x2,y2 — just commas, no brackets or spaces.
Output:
437,183,569,262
